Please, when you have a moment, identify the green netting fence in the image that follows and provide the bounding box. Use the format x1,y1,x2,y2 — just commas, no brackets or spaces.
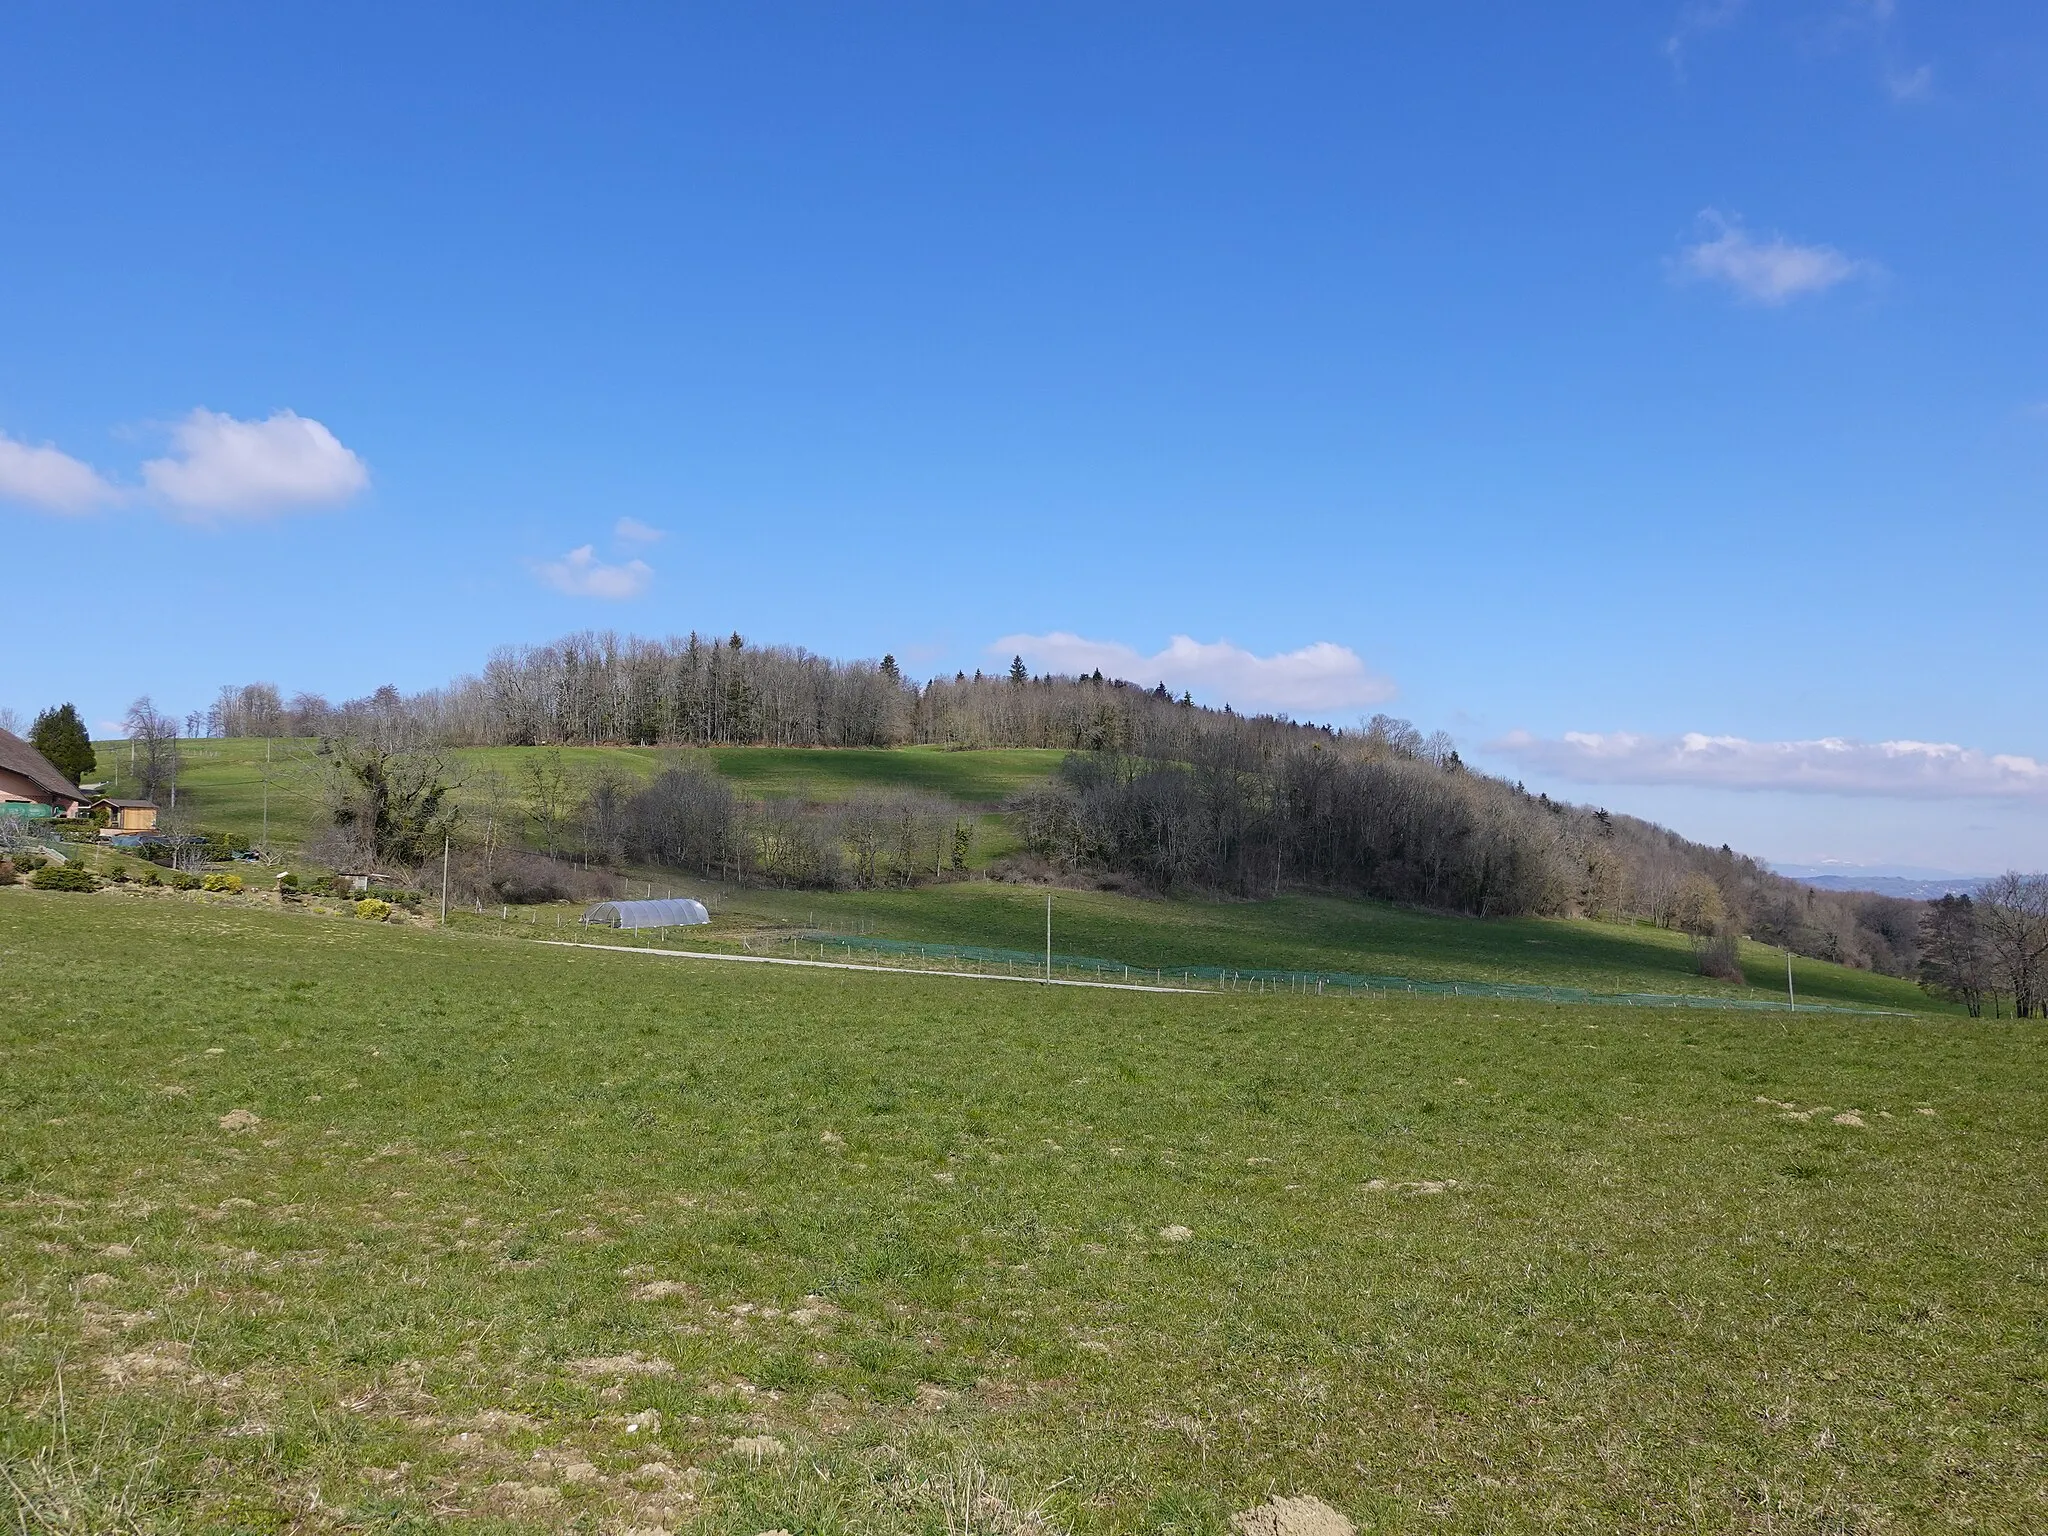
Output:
784,930,1904,1015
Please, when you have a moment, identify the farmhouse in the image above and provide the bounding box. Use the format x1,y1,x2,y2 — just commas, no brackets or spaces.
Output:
87,797,160,834
0,729,86,820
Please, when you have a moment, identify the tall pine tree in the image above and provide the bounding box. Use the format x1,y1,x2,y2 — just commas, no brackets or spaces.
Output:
29,704,95,786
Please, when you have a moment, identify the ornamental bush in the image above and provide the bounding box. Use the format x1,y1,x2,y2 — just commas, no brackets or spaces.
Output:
355,898,393,921
30,863,100,892
201,872,244,894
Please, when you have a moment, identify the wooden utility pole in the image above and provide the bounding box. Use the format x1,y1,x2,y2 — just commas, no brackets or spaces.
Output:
441,835,450,924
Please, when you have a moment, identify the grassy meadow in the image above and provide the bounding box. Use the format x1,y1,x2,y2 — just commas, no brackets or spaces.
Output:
3,889,2042,1533
104,738,1933,1014
146,741,1063,861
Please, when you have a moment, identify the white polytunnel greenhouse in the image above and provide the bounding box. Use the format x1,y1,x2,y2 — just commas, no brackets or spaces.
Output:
580,898,711,930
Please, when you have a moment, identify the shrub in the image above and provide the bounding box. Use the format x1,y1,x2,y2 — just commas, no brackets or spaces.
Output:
13,851,49,873
139,868,162,887
201,872,244,894
1695,932,1745,983
355,898,393,921
0,860,15,886
30,863,100,893
164,870,201,891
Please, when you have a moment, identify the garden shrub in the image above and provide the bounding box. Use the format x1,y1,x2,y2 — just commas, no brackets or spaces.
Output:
164,870,201,891
355,898,393,921
0,860,15,886
201,872,244,894
30,863,100,892
139,868,162,886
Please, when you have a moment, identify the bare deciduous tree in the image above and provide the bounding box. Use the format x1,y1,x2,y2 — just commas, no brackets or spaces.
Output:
123,697,181,807
1977,872,2048,1018
521,751,576,860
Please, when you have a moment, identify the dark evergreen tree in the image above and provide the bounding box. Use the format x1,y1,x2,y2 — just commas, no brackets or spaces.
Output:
29,704,95,785
1008,656,1028,686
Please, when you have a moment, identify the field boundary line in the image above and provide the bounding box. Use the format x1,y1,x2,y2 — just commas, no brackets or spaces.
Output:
539,940,1214,994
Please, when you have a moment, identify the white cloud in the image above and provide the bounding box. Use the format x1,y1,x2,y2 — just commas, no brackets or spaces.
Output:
142,408,368,517
1673,211,1872,305
0,432,119,514
614,516,665,543
993,632,1394,715
1492,729,2048,801
1885,63,1932,102
532,544,653,600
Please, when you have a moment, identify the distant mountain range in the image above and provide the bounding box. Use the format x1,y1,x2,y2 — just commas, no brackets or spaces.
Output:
1771,865,1989,901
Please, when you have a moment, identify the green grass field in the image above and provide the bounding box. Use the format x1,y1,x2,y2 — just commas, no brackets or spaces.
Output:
3,891,2041,1533
150,741,1063,852
148,740,1053,870
690,883,1933,1014
88,739,1937,1015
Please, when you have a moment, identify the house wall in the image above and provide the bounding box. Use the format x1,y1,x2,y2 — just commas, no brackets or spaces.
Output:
0,766,61,807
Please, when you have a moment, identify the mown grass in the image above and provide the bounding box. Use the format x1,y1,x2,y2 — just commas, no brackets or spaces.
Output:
3,891,2041,1533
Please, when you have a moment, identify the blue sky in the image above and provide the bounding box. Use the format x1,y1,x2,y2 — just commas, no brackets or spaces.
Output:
4,2,2044,871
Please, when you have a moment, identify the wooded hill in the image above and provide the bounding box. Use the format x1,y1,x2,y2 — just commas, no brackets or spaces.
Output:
203,629,1928,980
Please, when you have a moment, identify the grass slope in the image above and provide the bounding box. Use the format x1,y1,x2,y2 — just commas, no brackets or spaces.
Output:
3,892,2040,1533
149,739,1934,1013
662,883,1938,1014
155,740,1058,861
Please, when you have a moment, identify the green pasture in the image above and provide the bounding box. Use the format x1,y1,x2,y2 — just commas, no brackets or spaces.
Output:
104,738,1931,1013
135,740,1059,856
598,880,1935,1014
1,892,2039,1533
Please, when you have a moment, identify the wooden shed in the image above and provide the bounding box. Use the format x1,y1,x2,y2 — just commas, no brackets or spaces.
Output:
88,798,160,834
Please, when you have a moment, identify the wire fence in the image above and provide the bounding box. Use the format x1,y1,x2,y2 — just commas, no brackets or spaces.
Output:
778,930,1905,1014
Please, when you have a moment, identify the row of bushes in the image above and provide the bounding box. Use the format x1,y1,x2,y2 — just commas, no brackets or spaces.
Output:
3,859,408,922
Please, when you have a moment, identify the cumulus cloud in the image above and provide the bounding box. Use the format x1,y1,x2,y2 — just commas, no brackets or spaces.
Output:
0,432,120,514
142,408,368,517
1673,211,1873,305
614,517,665,543
1492,729,2048,801
532,544,653,600
994,632,1394,715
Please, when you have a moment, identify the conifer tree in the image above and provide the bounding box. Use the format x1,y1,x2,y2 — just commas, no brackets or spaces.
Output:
29,704,95,786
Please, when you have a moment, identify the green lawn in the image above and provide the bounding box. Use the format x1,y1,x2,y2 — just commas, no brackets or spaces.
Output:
3,892,2039,1533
